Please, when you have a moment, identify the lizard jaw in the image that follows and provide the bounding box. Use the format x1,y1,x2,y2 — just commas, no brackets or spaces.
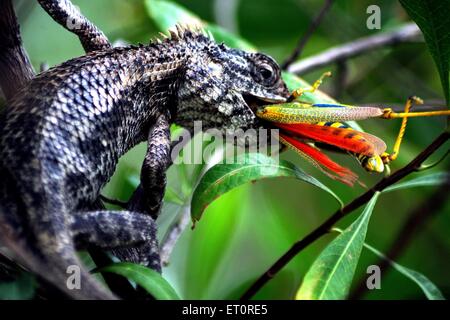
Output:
242,93,286,114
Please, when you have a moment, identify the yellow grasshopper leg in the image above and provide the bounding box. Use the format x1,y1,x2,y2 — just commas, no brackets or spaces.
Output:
381,96,424,164
289,71,332,101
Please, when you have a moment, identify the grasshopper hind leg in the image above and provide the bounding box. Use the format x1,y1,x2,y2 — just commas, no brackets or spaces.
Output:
381,96,423,165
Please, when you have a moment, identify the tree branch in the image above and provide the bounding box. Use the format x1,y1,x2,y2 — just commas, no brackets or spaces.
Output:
0,251,19,281
281,0,334,70
160,205,191,266
332,60,348,99
0,0,35,100
349,183,449,299
287,23,422,75
240,131,449,300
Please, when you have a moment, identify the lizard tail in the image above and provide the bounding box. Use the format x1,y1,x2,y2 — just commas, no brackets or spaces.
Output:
0,167,117,300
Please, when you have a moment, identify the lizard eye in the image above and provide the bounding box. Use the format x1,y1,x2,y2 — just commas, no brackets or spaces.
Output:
259,64,275,81
252,59,279,87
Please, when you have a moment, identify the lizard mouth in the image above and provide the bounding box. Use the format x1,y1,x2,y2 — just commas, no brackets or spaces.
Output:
242,93,286,114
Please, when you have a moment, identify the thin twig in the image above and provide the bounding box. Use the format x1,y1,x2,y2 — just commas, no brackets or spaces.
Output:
160,205,191,266
240,131,449,300
333,60,348,99
288,23,422,75
349,183,449,299
281,0,334,70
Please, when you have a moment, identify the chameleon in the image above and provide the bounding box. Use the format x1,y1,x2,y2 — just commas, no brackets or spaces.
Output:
0,0,289,299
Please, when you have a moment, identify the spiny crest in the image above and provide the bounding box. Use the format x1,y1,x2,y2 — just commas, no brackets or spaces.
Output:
150,23,213,44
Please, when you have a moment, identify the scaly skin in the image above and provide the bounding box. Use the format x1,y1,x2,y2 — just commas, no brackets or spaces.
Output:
0,24,289,299
37,0,111,52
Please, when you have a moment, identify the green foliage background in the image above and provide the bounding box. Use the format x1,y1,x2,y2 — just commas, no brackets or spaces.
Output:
12,0,450,299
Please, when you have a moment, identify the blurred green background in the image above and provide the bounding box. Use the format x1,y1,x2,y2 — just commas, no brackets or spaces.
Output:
14,0,449,299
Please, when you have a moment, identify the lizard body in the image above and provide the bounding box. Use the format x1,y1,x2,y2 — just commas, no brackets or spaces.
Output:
0,15,289,299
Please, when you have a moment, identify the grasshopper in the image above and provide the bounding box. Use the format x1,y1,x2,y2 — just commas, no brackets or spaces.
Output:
257,72,450,185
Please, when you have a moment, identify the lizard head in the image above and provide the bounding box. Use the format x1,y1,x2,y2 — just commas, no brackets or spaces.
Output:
175,35,290,138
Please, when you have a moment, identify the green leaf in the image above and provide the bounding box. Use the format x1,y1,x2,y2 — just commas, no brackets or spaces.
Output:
145,0,255,51
0,272,36,300
399,0,450,104
362,242,445,300
384,171,450,192
98,262,181,300
296,193,380,300
205,25,255,51
191,153,342,223
331,227,446,300
145,0,202,31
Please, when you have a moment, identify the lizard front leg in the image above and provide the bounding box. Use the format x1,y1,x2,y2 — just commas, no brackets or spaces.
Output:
100,113,171,275
127,113,172,219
